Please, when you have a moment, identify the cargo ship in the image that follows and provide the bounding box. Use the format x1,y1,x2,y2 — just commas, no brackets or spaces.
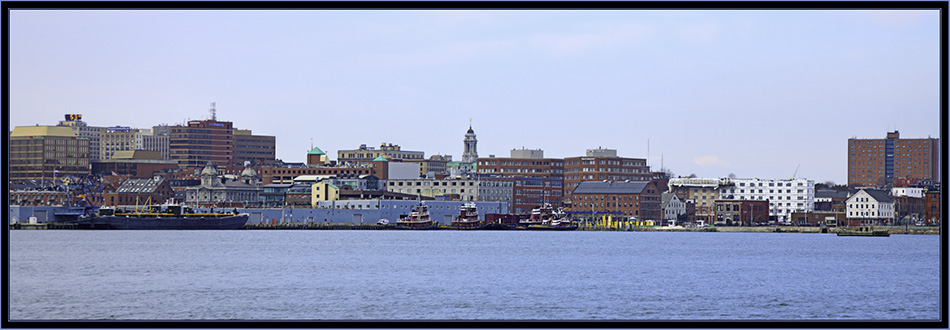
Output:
77,204,249,230
446,201,485,230
395,201,439,230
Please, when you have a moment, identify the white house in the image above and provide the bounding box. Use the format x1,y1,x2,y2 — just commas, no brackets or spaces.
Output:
661,192,686,223
718,178,815,221
846,189,895,226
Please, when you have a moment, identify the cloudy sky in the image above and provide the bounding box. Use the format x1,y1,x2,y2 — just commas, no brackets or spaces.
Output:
9,9,941,184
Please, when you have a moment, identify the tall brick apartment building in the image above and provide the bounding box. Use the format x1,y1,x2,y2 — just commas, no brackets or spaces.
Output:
848,131,940,187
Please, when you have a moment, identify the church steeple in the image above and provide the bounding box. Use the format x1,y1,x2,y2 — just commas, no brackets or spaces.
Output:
462,119,478,165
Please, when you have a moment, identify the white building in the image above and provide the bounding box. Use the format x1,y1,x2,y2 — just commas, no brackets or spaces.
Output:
891,187,924,198
846,189,895,226
387,178,478,201
718,178,815,221
661,192,686,223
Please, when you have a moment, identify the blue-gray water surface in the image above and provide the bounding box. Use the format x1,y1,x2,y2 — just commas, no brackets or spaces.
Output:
8,231,941,320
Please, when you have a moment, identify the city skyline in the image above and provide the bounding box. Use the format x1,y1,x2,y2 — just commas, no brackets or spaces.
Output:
9,9,941,184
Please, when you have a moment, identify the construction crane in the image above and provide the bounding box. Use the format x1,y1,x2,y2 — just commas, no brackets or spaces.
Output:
791,164,800,180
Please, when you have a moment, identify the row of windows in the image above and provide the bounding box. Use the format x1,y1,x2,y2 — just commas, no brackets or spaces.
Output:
389,181,476,187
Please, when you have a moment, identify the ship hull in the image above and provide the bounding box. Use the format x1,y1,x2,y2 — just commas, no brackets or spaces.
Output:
78,214,249,230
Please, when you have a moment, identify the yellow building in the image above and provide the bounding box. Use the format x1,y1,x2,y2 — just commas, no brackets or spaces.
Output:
311,181,340,207
10,126,90,181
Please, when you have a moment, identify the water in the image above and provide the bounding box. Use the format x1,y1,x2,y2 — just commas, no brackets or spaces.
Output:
9,231,941,320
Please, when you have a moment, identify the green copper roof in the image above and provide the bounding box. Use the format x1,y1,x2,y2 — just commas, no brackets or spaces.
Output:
373,155,388,162
308,146,325,155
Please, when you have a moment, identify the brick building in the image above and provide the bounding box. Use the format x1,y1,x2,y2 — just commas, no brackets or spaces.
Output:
103,177,175,207
92,150,179,178
714,199,770,226
924,190,940,226
170,119,234,168
233,128,276,167
476,148,564,212
570,180,662,220
848,131,940,187
563,147,651,203
789,211,848,227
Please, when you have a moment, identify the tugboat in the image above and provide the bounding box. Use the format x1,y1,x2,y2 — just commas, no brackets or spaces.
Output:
77,203,248,230
447,202,485,230
519,203,555,228
528,208,578,231
519,203,578,230
395,201,439,230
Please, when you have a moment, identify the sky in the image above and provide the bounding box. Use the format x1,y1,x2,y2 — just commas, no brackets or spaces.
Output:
8,9,942,184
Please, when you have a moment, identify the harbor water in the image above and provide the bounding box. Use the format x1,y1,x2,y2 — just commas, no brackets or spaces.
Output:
8,230,940,321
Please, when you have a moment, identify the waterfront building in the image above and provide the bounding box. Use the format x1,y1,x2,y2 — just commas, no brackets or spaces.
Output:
477,177,515,213
845,189,895,226
667,178,724,224
185,162,261,207
57,114,105,161
848,131,941,187
9,126,90,181
476,148,564,211
91,150,179,179
660,192,686,224
718,178,815,222
337,143,424,165
924,190,940,226
570,180,662,220
9,181,67,206
386,178,478,201
713,199,769,226
813,189,849,213
233,129,276,167
103,177,175,207
788,211,847,227
563,147,651,202
311,182,340,206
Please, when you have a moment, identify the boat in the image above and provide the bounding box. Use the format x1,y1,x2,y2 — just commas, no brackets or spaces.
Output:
522,204,578,230
447,202,485,230
520,203,555,227
837,226,890,237
77,204,248,230
395,201,439,230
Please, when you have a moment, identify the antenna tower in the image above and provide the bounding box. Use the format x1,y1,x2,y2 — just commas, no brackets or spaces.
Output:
210,102,217,121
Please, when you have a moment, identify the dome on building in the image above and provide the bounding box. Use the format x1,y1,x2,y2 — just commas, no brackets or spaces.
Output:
200,162,217,176
467,127,474,134
240,166,257,177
